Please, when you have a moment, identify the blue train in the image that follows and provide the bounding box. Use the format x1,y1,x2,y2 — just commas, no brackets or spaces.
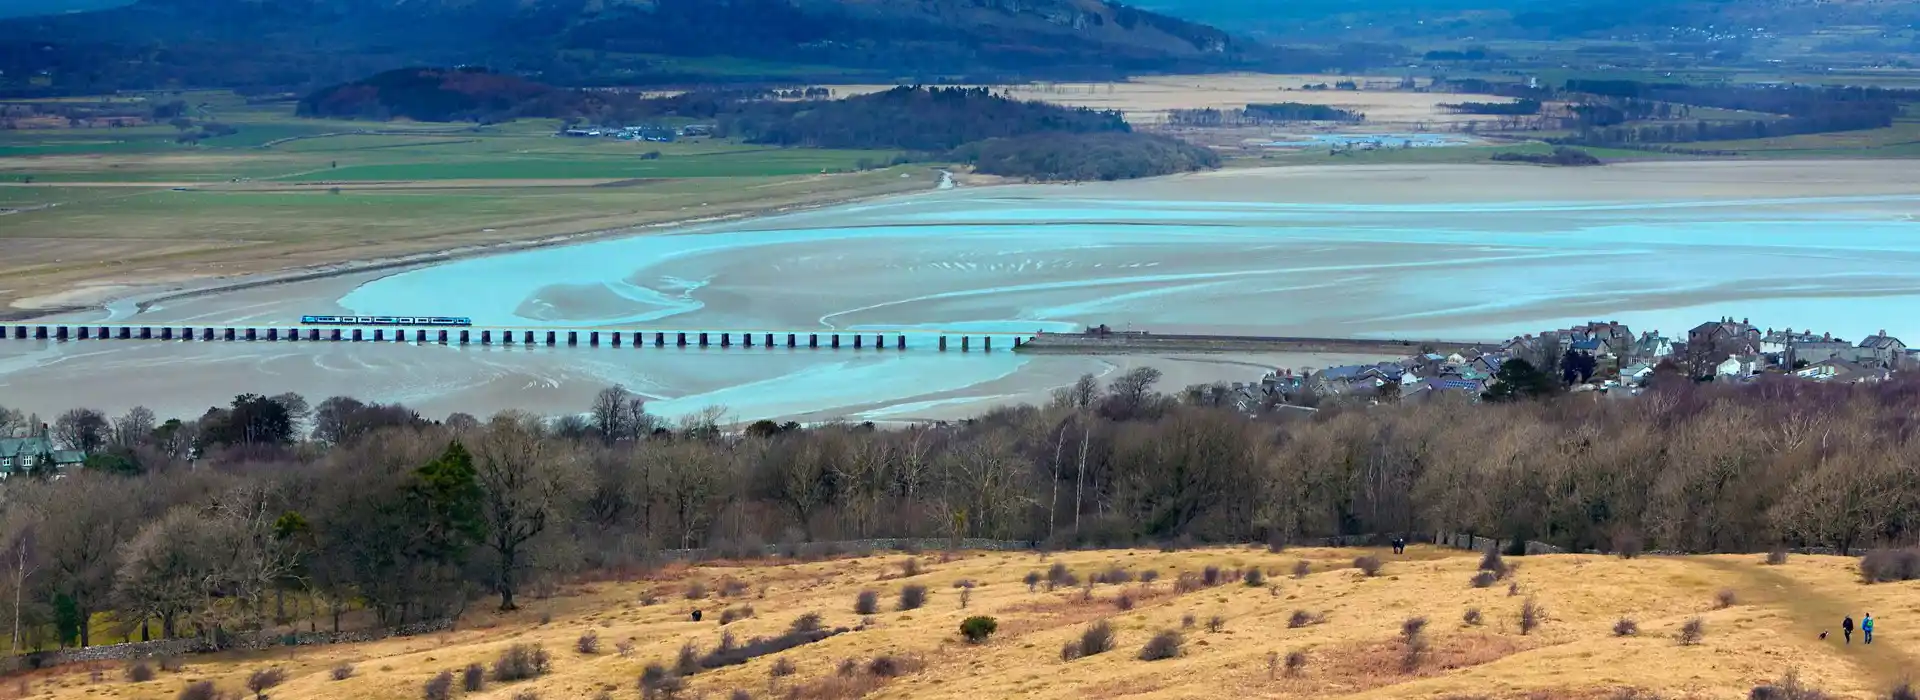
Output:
300,315,474,327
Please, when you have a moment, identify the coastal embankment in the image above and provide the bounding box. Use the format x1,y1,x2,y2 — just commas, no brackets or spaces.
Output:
1017,331,1496,356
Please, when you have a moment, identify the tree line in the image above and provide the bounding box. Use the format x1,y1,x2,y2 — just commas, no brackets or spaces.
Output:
949,132,1221,181
4,369,1920,650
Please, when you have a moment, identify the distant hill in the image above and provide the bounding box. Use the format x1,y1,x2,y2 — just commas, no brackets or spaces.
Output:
0,0,131,20
1133,0,1920,42
0,0,1298,95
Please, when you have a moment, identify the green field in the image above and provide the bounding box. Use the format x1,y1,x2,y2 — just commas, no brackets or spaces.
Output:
0,90,934,309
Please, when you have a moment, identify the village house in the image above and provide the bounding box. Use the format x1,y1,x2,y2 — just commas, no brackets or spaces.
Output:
1688,317,1763,357
1855,330,1907,367
0,434,85,477
1632,332,1674,360
1715,354,1762,379
1796,358,1890,383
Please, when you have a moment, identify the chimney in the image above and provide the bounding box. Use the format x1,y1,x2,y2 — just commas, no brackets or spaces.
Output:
1881,329,1887,336
1742,318,1750,325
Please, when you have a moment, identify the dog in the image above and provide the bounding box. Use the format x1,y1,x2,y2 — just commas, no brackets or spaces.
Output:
1820,631,1829,640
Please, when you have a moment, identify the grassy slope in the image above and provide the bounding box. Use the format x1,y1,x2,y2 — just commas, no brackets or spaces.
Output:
19,547,1918,700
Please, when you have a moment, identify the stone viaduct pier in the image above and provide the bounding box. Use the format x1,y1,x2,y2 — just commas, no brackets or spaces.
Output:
1,323,1035,353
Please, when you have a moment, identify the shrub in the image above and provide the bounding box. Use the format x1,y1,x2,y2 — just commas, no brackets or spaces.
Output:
676,641,701,677
1244,568,1266,587
493,644,552,682
180,681,221,700
1401,632,1429,673
1288,610,1319,628
616,640,635,657
1096,565,1134,585
1268,533,1288,553
1749,670,1828,700
158,655,184,673
1139,630,1184,661
1354,556,1383,577
1293,560,1311,578
463,663,486,692
423,672,453,700
867,655,905,678
1520,598,1542,635
898,585,928,611
577,630,602,654
855,590,879,615
1463,608,1483,626
639,664,684,700
126,662,155,683
1679,618,1705,645
837,659,858,677
1024,571,1042,591
1471,571,1498,588
770,657,796,678
720,577,751,597
1182,612,1197,628
720,605,755,625
1114,591,1135,611
730,691,754,700
1140,570,1160,586
1508,581,1521,597
330,663,354,681
1285,649,1307,676
1401,616,1428,642
1202,566,1222,586
1080,620,1116,657
900,558,922,577
1889,681,1917,700
1046,563,1077,590
1614,617,1639,637
1716,589,1738,609
1207,615,1226,633
685,580,708,599
1766,549,1790,566
789,612,824,635
1478,548,1508,578
512,692,540,700
1060,641,1084,661
960,616,998,643
1861,549,1920,583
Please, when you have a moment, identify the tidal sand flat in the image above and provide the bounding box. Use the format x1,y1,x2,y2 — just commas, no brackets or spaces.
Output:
5,161,1920,422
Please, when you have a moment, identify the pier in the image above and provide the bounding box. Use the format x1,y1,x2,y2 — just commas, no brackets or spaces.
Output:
1,323,1035,353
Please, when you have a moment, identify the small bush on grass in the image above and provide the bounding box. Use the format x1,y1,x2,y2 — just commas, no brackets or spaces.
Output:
1887,681,1917,700
1479,548,1509,578
676,642,701,677
577,630,601,654
511,691,539,700
1354,556,1383,577
1614,618,1639,637
1207,615,1226,633
1244,568,1266,587
855,590,879,615
1401,616,1427,642
330,663,353,681
158,655,183,673
898,585,928,611
1293,560,1311,579
1063,620,1114,660
179,681,221,700
685,580,708,600
1286,650,1308,676
1717,589,1739,609
423,672,453,700
245,667,286,700
1766,549,1790,566
1182,612,1197,628
1520,598,1542,635
1096,565,1134,585
900,558,922,577
1114,590,1135,611
790,612,824,635
770,657,796,678
1748,670,1828,700
867,655,909,678
1139,630,1184,661
1288,610,1321,628
126,662,155,683
1202,566,1222,586
1024,571,1042,592
1463,608,1483,626
463,663,486,691
1860,549,1920,583
1471,570,1498,588
960,616,997,644
493,644,552,682
1046,562,1077,590
1140,570,1160,586
1679,618,1705,645
720,605,755,624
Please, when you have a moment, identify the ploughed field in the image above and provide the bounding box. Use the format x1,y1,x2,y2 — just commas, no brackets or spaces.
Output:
20,546,1919,699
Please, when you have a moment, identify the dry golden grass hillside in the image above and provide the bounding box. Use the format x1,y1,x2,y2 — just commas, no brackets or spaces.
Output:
12,546,1920,700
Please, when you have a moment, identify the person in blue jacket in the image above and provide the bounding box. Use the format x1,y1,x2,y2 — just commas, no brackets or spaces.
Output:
1863,613,1874,644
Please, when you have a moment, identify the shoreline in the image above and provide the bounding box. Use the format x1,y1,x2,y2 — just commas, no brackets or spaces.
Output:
0,173,959,323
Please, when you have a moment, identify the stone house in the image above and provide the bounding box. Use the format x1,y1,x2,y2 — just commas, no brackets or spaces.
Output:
1856,331,1907,367
0,435,85,477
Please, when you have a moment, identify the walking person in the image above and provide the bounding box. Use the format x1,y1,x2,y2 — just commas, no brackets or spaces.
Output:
1844,615,1855,644
1864,613,1875,644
